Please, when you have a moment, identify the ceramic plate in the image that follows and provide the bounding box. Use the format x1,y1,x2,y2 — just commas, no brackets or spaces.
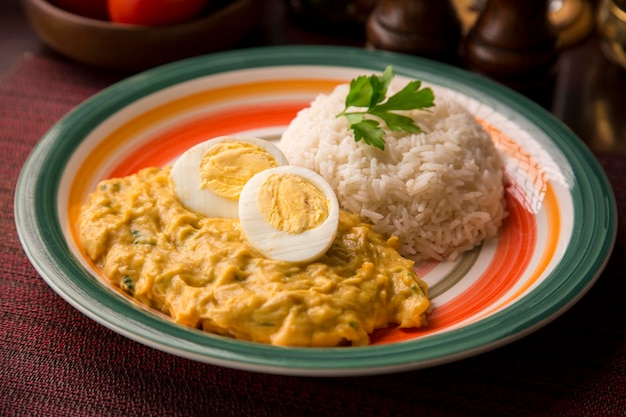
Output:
15,46,616,376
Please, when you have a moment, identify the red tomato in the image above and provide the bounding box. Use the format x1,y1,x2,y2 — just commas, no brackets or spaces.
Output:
107,0,209,26
51,0,109,20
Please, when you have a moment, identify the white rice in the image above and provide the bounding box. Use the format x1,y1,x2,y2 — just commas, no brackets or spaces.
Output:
279,83,507,261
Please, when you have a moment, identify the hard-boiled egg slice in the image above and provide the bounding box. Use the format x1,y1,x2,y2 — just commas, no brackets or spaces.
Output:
238,165,340,263
170,136,289,218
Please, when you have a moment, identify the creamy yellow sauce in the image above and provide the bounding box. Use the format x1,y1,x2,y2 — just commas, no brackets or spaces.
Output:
78,167,430,347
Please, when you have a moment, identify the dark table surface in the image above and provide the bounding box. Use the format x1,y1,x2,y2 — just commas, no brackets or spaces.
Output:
2,1,625,416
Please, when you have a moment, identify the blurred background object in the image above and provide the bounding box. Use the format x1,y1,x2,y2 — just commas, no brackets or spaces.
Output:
597,0,626,69
464,0,559,106
365,0,462,64
362,0,598,105
458,0,595,47
21,0,264,72
283,0,377,37
7,0,625,152
550,0,595,48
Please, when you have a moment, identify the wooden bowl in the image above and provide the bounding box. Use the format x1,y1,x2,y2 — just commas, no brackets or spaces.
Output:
22,0,264,72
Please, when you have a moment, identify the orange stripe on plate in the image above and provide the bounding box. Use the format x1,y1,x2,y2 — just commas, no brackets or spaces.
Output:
68,79,341,241
482,181,560,310
371,189,537,344
483,121,548,203
108,102,308,177
85,79,340,177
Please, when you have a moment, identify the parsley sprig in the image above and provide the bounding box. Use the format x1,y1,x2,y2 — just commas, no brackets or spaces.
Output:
336,66,435,150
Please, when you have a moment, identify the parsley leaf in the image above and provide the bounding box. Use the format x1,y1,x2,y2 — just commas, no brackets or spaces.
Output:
351,119,386,150
337,66,435,150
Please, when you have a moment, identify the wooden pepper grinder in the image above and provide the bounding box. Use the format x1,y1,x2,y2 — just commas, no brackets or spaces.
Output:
366,0,463,64
464,0,559,106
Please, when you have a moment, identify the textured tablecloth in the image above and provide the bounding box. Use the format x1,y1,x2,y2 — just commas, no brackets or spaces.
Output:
1,54,625,417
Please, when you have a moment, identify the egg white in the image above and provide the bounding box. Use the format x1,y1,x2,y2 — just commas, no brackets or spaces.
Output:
238,165,340,263
170,136,289,218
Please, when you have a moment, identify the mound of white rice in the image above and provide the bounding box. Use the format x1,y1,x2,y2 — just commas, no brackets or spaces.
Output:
279,84,507,261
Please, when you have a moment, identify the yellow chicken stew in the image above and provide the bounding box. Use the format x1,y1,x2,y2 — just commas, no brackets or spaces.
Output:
78,167,430,347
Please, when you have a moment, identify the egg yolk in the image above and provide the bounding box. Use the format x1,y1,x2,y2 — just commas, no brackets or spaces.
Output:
257,173,329,234
200,141,279,199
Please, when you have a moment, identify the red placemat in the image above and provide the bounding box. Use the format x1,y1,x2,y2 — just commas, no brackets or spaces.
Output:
1,54,625,417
